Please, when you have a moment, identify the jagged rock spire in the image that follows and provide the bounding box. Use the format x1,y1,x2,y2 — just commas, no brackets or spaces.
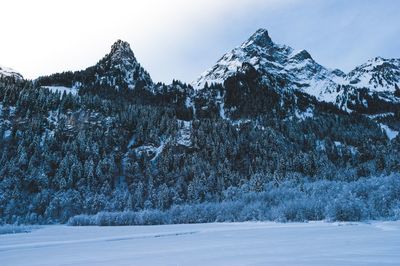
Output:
244,28,273,48
108,40,137,63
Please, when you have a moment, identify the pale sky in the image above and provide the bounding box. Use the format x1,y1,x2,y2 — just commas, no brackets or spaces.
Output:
0,0,399,83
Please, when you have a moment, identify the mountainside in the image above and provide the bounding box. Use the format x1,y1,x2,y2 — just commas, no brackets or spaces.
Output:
346,57,400,91
1,30,400,225
194,29,400,116
0,64,23,79
36,40,153,91
94,40,153,90
194,29,344,104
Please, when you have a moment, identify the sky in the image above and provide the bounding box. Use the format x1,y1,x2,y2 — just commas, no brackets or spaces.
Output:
0,0,399,83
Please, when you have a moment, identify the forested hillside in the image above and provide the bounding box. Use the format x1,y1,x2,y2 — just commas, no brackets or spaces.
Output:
1,34,400,224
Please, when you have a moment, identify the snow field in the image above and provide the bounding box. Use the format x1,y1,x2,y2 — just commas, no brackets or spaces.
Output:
1,221,400,266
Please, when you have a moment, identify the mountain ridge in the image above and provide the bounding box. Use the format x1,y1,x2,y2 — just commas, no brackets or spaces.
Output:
33,30,400,131
1,29,400,224
193,28,400,111
0,64,23,79
35,39,153,91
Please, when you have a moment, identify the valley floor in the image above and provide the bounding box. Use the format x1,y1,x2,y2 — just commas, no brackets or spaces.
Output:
1,221,400,266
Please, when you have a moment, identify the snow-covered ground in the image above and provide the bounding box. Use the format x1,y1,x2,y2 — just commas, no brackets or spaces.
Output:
42,86,78,96
1,221,400,266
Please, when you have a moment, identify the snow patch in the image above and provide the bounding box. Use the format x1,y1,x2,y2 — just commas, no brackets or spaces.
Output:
367,112,395,120
295,107,313,121
151,139,168,162
215,91,227,120
42,86,78,97
334,141,342,147
3,129,11,139
380,124,399,140
177,120,192,147
127,136,136,149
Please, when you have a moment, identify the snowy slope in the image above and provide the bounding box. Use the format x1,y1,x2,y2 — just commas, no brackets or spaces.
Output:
0,64,23,79
193,29,400,108
380,123,399,140
177,119,192,147
1,222,400,266
42,86,78,96
346,57,400,92
193,29,345,103
95,40,153,90
36,40,153,91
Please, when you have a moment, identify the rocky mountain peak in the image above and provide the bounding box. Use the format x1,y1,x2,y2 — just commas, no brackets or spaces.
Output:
108,39,136,63
0,64,23,79
35,40,152,91
193,29,340,101
94,40,153,89
290,50,313,62
346,57,400,91
242,28,273,48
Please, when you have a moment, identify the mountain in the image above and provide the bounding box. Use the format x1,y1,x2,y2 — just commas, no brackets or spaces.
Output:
93,40,153,90
0,64,23,79
335,57,400,116
346,57,400,92
1,31,400,225
193,29,345,104
194,29,400,115
36,40,153,91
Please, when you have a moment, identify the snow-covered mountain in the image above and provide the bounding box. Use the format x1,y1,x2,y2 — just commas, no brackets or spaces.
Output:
194,29,400,110
193,29,345,103
94,40,153,90
2,29,400,227
34,31,400,125
346,57,400,92
0,64,23,79
36,40,153,91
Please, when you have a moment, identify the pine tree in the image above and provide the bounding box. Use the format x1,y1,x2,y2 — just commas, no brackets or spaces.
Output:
395,83,400,97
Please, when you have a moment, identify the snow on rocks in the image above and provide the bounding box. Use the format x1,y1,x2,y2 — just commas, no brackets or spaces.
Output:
176,119,192,147
193,29,400,115
0,64,23,79
193,28,345,105
42,86,78,97
295,107,314,121
380,123,399,140
346,57,400,92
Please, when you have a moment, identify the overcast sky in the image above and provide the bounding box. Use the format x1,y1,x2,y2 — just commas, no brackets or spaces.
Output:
0,0,399,83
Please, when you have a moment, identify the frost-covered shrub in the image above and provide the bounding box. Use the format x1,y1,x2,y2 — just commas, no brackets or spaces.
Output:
365,175,400,218
223,186,243,201
326,195,366,221
391,203,400,220
68,214,94,226
68,174,400,226
0,224,40,235
272,198,323,222
239,201,262,221
136,210,166,225
95,212,113,226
